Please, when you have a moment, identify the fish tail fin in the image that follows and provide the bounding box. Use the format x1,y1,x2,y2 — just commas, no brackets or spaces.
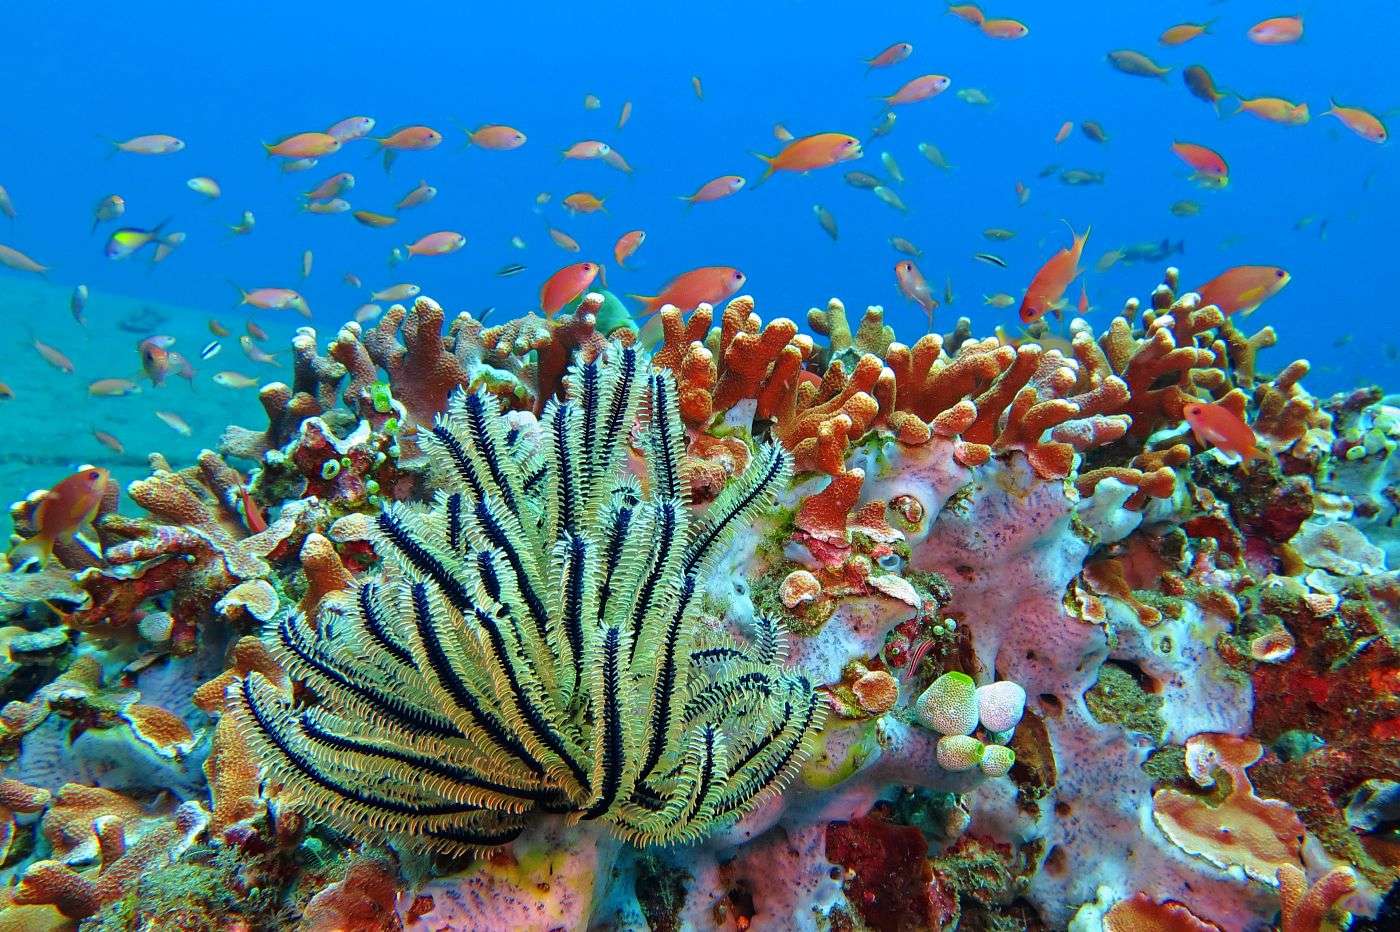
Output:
226,279,249,306
749,152,776,186
7,534,53,571
625,294,659,316
383,149,398,173
261,141,275,158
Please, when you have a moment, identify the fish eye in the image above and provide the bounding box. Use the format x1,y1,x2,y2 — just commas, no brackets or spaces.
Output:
87,470,101,481
1274,269,1285,278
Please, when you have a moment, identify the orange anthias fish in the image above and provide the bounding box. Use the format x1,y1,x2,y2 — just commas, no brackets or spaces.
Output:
405,231,466,257
628,266,747,317
1170,141,1229,183
562,140,611,160
1247,15,1303,45
8,466,111,568
377,126,443,150
540,261,602,315
1325,100,1388,143
1054,121,1072,143
980,18,1029,40
1194,265,1291,316
563,192,607,214
1160,21,1212,46
264,132,341,159
1236,97,1310,125
946,4,984,26
234,285,310,316
466,125,527,150
614,230,646,268
865,42,913,71
752,133,862,183
1019,226,1090,324
303,171,355,201
1183,402,1263,463
680,175,745,204
894,260,938,324
883,74,952,106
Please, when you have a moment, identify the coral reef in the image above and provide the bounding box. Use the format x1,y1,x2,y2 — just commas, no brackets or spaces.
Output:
0,272,1394,929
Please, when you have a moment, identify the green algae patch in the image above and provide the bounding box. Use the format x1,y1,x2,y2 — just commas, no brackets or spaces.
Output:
1084,661,1166,741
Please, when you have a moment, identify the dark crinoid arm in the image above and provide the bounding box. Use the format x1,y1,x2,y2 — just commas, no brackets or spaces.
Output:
231,343,825,856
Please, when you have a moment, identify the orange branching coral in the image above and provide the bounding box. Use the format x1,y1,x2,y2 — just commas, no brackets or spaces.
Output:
1254,359,1331,452
1220,320,1278,390
1152,733,1306,884
0,779,50,863
1103,893,1222,931
887,335,1014,423
300,859,401,932
343,296,469,425
1082,555,1162,627
220,329,351,460
808,297,894,366
297,532,355,617
775,354,887,476
1277,863,1358,932
1078,444,1189,511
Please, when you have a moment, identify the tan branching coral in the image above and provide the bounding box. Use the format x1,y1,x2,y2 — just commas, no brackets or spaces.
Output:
808,298,894,366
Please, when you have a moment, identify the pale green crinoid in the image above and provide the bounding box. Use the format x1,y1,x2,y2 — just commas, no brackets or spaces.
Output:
231,345,824,855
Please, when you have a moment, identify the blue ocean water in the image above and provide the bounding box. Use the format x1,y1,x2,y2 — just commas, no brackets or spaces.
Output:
0,1,1394,495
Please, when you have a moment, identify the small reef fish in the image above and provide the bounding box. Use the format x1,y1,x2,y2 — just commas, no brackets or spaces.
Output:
1171,141,1228,183
980,18,1028,39
890,236,922,257
1325,100,1388,143
583,94,601,110
691,75,703,100
894,260,938,324
1119,239,1183,264
396,180,436,211
91,195,125,231
1235,97,1309,125
304,172,355,201
1015,181,1030,206
562,140,611,159
1095,248,1125,272
813,204,838,241
326,116,376,143
540,262,602,315
946,4,984,26
617,101,632,129
353,303,382,323
984,293,1015,308
1160,22,1212,46
497,264,526,277
872,185,907,212
214,371,258,388
548,228,581,253
0,185,14,219
106,220,169,260
1081,121,1109,143
1107,50,1171,79
628,266,746,316
200,340,222,360
601,148,633,174
353,210,397,228
865,42,913,71
240,335,280,364
983,228,1015,241
404,231,466,257
264,132,340,159
917,142,952,170
71,284,88,325
154,233,187,265
303,198,350,214
229,210,255,235
0,244,47,274
564,192,608,213
138,337,172,385
234,285,310,317
281,158,318,173
844,171,881,189
377,126,443,171
614,230,646,268
466,125,527,150
209,319,230,336
956,88,992,106
1194,265,1290,316
246,321,268,341
883,74,952,107
880,152,903,184
110,134,184,155
92,429,124,454
344,274,363,289
6,466,111,568
870,112,896,138
1183,66,1230,113
1079,283,1090,315
681,176,744,205
974,253,1007,268
1060,169,1105,186
370,283,420,303
187,176,221,198
1170,200,1201,217
155,410,192,436
1054,121,1072,143
1183,402,1262,462
1019,225,1089,324
88,378,141,397
302,250,313,279
774,123,795,142
1247,15,1303,45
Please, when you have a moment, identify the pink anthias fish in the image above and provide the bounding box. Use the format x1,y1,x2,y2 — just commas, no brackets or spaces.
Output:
233,284,310,317
303,172,355,201
404,231,466,258
679,175,745,205
326,116,376,142
865,42,913,72
109,134,185,155
883,74,952,106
